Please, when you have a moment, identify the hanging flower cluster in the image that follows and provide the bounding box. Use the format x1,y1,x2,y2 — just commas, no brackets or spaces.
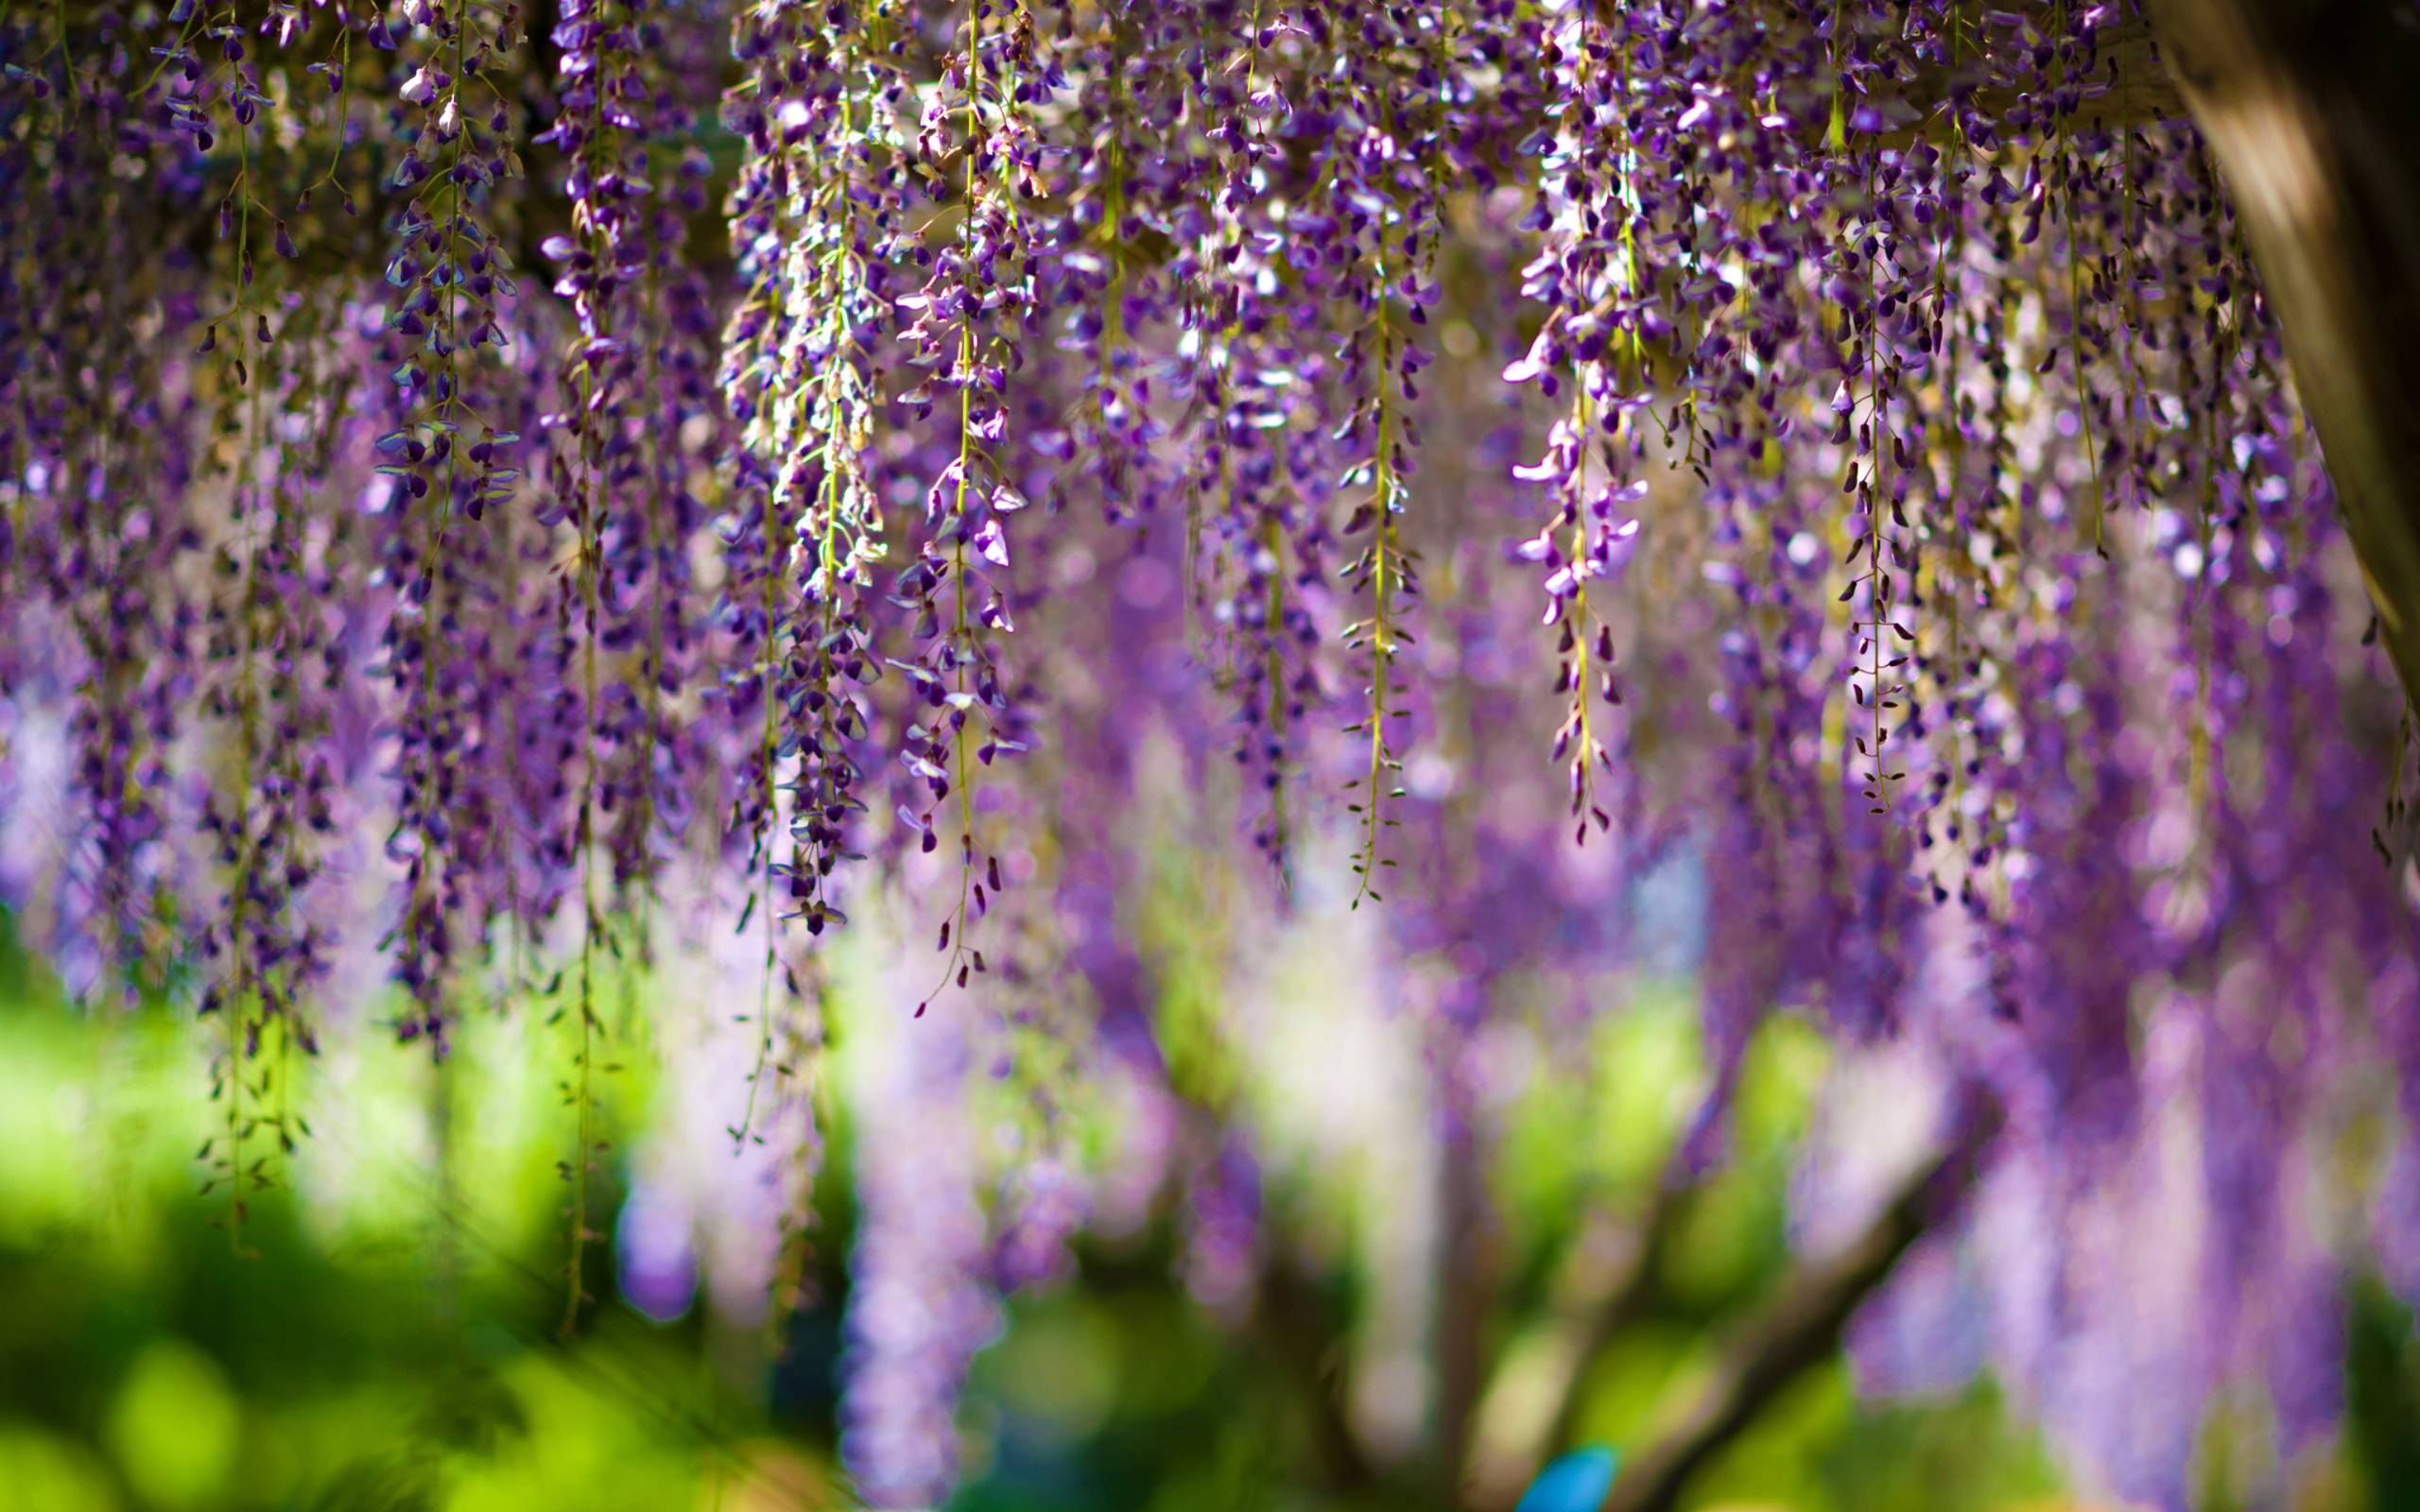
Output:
6,1,2420,1504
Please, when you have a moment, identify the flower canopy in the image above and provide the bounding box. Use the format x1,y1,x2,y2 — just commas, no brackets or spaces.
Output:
5,0,2419,1504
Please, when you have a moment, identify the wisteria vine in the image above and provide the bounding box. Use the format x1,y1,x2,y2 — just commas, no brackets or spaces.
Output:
6,1,2420,1505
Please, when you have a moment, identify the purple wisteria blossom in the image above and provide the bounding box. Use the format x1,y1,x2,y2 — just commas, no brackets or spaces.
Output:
7,2,2420,1503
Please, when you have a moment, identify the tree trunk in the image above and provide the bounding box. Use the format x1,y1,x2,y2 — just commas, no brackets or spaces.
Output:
2150,0,2420,702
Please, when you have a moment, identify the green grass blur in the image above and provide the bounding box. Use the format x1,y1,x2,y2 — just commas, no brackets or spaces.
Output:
0,910,2411,1512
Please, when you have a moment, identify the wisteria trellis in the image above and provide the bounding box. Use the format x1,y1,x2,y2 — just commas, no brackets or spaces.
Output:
6,0,2420,1504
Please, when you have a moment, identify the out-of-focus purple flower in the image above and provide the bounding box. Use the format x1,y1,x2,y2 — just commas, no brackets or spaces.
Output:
990,1157,1086,1295
1184,1134,1263,1317
840,1003,1000,1509
616,1177,700,1324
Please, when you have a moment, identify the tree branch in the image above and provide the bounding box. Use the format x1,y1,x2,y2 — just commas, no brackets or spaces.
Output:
1253,1245,1380,1495
1436,1127,1499,1499
1461,1176,1675,1511
1593,1139,1979,1512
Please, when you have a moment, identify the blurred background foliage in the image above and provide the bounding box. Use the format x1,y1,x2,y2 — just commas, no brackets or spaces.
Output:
2,903,2416,1512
